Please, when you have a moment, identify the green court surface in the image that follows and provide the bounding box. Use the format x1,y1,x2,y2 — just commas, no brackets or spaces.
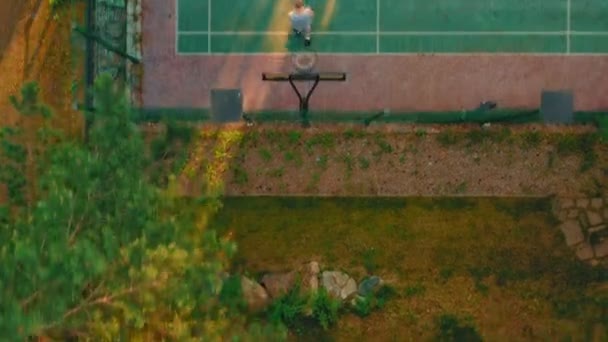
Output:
176,0,608,54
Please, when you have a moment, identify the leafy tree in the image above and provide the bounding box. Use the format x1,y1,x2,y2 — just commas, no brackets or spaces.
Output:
0,75,284,341
0,82,55,206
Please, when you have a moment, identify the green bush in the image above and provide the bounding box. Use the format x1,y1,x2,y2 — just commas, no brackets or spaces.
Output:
267,284,308,328
50,0,82,10
435,314,483,342
351,285,397,318
49,0,67,8
150,137,169,160
352,296,372,318
375,285,397,308
218,275,247,314
311,288,341,330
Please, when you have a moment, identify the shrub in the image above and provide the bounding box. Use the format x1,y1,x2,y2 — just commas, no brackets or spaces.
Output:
267,284,308,328
218,275,247,314
311,288,341,330
375,285,397,308
351,285,397,318
352,296,372,317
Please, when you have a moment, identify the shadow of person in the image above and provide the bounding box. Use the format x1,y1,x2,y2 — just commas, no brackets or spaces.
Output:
284,32,304,54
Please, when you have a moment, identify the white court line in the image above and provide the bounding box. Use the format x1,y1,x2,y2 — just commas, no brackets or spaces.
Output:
376,0,380,53
567,0,571,53
176,52,608,57
178,30,608,36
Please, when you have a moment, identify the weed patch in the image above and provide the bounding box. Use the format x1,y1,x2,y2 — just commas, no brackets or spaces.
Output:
521,131,543,149
436,129,461,147
555,133,598,172
435,314,483,342
259,149,273,162
404,283,426,298
492,198,552,220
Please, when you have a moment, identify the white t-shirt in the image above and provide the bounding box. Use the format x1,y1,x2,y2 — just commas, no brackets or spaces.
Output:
289,7,313,31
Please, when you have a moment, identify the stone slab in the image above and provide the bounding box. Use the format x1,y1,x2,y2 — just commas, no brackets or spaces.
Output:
560,220,584,247
560,198,575,209
576,198,590,209
587,211,604,227
594,240,608,258
591,198,603,209
576,243,594,261
567,209,579,219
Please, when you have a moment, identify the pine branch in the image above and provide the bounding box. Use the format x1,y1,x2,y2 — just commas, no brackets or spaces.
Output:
20,290,41,310
67,190,93,246
38,280,163,333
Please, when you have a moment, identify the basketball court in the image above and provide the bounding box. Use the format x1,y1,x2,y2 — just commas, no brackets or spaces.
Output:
177,0,608,54
142,0,608,115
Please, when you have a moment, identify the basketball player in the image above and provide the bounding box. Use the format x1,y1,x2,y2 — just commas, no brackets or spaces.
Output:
289,0,314,46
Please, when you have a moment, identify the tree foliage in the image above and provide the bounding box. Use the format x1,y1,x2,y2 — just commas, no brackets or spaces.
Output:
0,75,283,341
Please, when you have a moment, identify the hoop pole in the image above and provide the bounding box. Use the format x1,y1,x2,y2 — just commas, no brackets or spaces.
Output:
288,74,320,127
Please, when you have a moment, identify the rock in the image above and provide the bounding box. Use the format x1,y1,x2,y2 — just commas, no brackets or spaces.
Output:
591,198,603,209
567,209,579,219
589,225,607,234
358,276,384,296
560,220,584,246
576,243,594,261
560,198,575,209
594,240,608,258
576,198,590,209
260,272,297,299
321,271,358,300
587,211,603,227
556,210,568,221
299,261,321,293
241,276,270,312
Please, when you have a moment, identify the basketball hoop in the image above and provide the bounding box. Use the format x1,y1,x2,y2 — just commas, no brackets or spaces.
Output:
292,50,318,73
262,72,347,127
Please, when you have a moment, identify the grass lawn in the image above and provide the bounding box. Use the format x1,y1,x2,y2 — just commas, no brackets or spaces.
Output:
208,197,608,341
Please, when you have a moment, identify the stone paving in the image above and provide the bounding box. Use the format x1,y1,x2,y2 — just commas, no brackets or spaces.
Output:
554,196,608,266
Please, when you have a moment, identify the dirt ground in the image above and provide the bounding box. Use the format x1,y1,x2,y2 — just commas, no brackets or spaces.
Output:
171,123,608,197
0,0,83,136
